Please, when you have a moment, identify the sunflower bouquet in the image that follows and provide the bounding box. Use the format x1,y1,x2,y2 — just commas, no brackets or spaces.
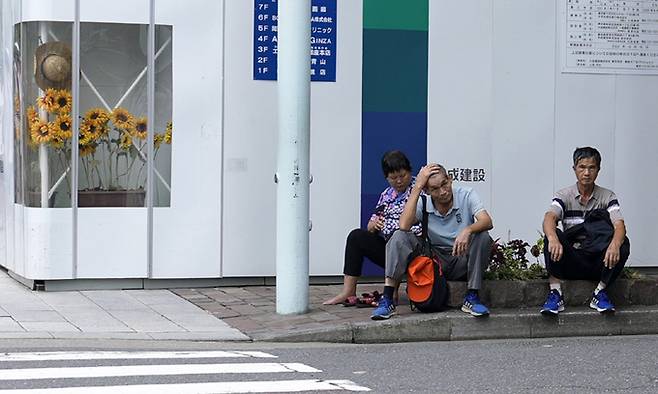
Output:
26,88,172,194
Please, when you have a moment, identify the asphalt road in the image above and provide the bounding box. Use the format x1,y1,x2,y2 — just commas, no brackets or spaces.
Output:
0,335,656,393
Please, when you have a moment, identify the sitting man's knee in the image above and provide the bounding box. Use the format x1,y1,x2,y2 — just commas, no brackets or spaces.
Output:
388,229,414,243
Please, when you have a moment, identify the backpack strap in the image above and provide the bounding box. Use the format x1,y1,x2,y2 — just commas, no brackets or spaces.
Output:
420,195,432,255
420,195,442,275
420,194,428,240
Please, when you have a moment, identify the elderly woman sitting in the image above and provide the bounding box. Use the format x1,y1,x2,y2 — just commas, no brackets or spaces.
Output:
323,150,421,305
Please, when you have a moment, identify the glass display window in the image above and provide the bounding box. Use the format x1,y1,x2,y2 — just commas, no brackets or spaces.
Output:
13,20,172,208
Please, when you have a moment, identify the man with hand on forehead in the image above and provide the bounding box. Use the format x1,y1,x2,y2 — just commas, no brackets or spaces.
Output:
372,163,494,320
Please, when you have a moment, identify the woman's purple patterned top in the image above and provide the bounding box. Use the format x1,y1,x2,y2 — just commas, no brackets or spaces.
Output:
370,178,423,240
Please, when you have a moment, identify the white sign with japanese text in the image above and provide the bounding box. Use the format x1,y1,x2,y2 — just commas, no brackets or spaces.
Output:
561,0,658,74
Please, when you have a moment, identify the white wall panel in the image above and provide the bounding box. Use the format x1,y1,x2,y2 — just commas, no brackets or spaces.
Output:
554,74,616,188
613,76,658,266
222,0,277,277
24,208,72,279
490,0,555,243
222,0,362,277
20,0,75,23
78,210,147,278
428,0,492,209
309,1,362,276
152,0,223,278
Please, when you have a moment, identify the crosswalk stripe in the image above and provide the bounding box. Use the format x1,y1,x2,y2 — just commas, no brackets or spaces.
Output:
0,379,371,393
0,362,321,380
0,351,277,362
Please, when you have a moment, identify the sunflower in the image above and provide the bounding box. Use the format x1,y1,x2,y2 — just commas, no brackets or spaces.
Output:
84,108,110,126
164,121,172,144
53,89,72,114
49,135,66,149
96,122,110,137
36,88,57,113
154,133,164,149
30,119,53,144
119,133,132,150
26,106,41,127
78,130,95,146
52,114,73,140
133,117,148,139
111,107,134,130
79,143,96,157
80,119,100,138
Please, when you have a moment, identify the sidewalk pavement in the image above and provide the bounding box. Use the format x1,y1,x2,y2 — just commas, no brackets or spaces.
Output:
173,279,658,343
0,270,247,341
2,267,657,343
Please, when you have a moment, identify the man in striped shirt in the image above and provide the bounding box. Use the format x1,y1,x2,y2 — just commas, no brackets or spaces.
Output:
541,147,630,315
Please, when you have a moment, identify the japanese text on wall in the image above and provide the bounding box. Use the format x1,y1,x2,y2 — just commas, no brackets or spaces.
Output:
447,168,487,182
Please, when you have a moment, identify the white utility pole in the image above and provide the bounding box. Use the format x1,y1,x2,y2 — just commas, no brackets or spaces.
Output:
275,0,311,315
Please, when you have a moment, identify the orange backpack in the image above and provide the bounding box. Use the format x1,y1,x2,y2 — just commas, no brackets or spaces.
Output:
407,195,448,312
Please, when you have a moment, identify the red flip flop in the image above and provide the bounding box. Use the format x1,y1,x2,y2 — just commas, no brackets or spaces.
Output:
356,291,381,308
341,295,359,307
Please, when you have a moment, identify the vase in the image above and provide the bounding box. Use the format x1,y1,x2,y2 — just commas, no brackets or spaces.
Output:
77,189,146,207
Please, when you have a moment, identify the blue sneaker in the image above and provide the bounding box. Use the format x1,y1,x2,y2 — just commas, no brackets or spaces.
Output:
590,290,615,313
371,296,396,320
461,291,489,317
540,289,565,315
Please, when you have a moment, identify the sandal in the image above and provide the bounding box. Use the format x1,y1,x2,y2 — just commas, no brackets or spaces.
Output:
356,291,381,308
341,295,359,307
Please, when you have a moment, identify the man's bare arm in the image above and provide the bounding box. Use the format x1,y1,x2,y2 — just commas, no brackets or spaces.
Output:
543,211,562,262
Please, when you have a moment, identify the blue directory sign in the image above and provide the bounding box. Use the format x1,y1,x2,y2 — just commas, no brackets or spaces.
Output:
253,0,337,82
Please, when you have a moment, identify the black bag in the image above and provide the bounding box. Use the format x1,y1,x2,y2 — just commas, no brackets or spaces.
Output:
406,195,449,312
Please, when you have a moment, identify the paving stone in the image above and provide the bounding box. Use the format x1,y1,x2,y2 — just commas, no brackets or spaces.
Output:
19,321,80,332
0,317,24,332
211,309,242,319
248,287,276,296
247,299,274,307
222,317,264,331
82,291,151,310
170,289,198,296
107,310,185,332
36,292,98,307
226,304,262,316
256,305,276,313
308,312,341,322
7,311,67,322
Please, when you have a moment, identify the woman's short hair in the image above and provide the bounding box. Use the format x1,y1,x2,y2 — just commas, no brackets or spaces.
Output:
381,150,411,177
573,146,601,168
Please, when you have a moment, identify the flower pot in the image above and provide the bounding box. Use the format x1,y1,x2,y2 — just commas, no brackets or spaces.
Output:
25,191,57,208
78,189,146,207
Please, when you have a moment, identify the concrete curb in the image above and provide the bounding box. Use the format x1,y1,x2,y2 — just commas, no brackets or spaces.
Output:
256,305,658,343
